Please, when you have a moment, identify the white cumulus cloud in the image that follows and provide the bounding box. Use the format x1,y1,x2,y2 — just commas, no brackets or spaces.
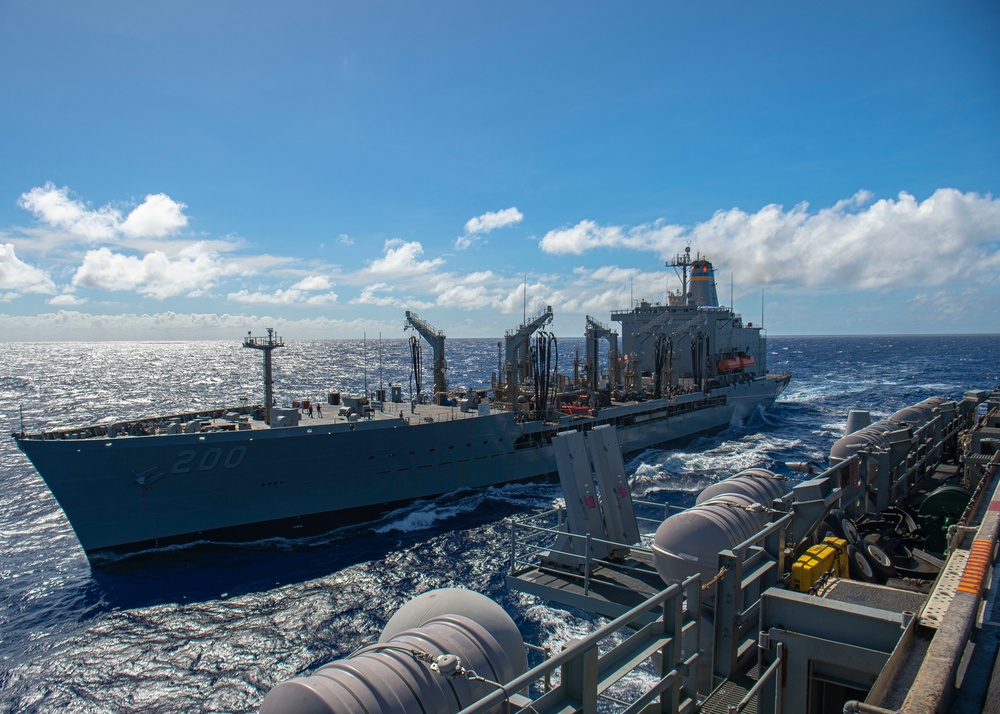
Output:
456,207,524,250
349,282,434,309
18,183,189,241
0,243,57,295
430,271,501,309
119,193,189,238
228,274,338,305
48,293,88,306
465,207,523,234
541,189,1000,292
367,239,445,275
292,275,333,291
689,189,1000,290
72,243,236,299
227,288,339,306
351,282,397,306
18,183,120,240
540,219,683,255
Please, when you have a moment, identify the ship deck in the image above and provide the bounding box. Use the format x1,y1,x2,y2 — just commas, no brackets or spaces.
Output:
496,388,1000,713
20,395,643,439
259,399,501,428
18,399,513,440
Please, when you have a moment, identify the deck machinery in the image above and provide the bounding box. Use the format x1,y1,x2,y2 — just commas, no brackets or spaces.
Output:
494,388,1000,713
498,305,554,401
262,388,1000,714
497,248,767,411
405,310,448,399
584,315,620,390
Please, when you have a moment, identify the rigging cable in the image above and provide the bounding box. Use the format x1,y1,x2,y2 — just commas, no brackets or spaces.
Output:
409,335,422,401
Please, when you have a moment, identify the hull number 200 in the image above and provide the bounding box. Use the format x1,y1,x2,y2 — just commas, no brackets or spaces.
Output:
171,446,247,473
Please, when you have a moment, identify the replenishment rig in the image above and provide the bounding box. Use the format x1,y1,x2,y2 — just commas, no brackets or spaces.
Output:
263,387,1000,713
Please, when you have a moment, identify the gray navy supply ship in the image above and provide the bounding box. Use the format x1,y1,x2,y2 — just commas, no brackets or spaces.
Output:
12,249,790,563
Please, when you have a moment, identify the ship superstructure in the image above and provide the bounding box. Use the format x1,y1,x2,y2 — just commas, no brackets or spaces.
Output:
611,247,766,398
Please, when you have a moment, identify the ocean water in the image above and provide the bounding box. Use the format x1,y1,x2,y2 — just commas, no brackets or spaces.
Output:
0,334,997,712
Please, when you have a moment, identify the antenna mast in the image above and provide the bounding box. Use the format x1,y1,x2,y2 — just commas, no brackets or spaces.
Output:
243,327,286,424
665,245,693,303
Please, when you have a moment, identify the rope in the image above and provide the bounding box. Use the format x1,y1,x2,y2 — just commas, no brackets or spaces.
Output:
718,500,782,516
351,644,510,699
702,566,729,591
743,471,792,481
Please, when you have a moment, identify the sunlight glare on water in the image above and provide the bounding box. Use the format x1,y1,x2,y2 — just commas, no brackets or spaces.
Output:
0,335,997,712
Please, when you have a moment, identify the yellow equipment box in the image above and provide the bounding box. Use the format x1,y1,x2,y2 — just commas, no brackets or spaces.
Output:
790,537,849,592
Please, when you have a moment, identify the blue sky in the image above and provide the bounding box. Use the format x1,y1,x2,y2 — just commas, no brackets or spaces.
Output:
1,1,998,340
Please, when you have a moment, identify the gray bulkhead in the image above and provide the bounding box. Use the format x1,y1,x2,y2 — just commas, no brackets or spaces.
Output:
611,258,767,387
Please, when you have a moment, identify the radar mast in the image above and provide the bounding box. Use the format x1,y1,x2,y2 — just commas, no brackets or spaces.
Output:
666,245,693,304
243,328,285,424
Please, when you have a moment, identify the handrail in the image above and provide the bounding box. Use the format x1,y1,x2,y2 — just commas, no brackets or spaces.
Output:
404,310,444,338
505,306,553,337
729,512,794,558
728,642,784,713
457,574,701,714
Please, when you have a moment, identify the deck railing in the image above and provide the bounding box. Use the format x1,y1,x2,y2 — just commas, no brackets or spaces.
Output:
457,573,703,714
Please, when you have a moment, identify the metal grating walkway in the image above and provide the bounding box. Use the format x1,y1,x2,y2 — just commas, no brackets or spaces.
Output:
701,665,760,714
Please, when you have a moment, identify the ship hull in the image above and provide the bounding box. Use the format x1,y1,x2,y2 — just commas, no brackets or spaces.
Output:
15,374,789,561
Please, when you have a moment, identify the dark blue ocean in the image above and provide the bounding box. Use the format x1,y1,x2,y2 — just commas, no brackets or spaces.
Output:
1,335,997,712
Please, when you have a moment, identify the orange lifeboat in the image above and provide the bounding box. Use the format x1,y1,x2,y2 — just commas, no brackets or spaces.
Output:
740,355,755,369
717,357,741,372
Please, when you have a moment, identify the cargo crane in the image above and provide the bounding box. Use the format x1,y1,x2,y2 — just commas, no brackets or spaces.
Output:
584,315,620,390
502,305,554,398
404,310,447,398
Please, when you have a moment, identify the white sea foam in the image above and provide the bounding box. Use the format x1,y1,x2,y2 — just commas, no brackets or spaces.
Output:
515,592,661,694
373,492,484,533
372,481,559,534
4,335,998,713
630,459,713,498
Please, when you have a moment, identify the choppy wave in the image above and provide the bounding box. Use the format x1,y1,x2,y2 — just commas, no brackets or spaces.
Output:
374,482,562,534
1,335,998,712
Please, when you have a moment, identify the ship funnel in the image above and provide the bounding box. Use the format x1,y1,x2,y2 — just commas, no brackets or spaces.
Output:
260,588,526,714
688,259,719,307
